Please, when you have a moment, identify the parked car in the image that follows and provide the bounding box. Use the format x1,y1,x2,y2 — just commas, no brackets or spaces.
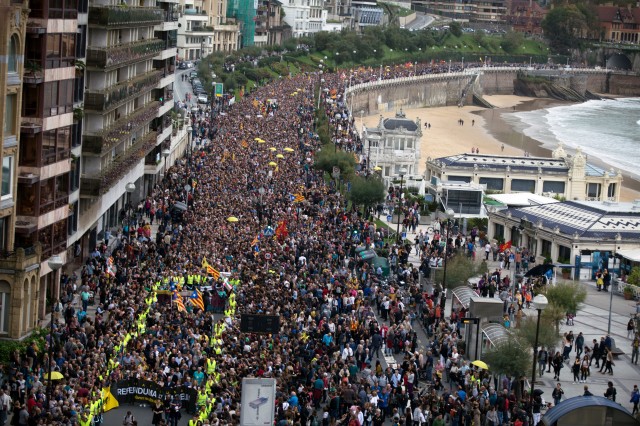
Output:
178,62,188,70
197,94,208,104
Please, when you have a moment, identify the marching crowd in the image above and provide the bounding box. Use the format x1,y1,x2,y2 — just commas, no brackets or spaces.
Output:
1,60,638,426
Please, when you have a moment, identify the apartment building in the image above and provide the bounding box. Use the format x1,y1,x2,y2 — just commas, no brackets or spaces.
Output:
0,0,41,340
178,0,238,60
205,0,240,52
73,0,181,260
413,0,507,22
16,0,79,328
253,0,290,46
281,0,324,38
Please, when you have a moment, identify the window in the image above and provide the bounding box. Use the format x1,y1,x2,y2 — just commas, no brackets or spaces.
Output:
447,175,471,183
1,156,13,200
587,183,601,199
8,35,18,74
542,181,566,194
4,95,16,136
607,183,617,198
479,177,504,191
511,179,535,193
0,281,10,334
45,33,75,68
541,239,552,259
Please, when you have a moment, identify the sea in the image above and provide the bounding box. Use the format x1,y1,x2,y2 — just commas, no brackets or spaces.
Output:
503,97,640,179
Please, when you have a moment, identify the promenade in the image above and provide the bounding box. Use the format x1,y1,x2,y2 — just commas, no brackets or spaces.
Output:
379,214,640,412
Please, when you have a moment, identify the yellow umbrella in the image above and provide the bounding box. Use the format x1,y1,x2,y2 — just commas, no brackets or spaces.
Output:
276,154,285,159
268,161,277,166
44,371,64,380
254,137,261,141
471,360,489,370
284,147,294,152
269,147,277,152
374,166,382,171
226,216,239,223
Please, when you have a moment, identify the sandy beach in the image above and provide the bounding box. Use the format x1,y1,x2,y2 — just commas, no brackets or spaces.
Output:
360,95,640,201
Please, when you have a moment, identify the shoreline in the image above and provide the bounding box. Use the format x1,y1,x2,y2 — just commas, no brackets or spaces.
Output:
360,95,640,202
478,97,640,200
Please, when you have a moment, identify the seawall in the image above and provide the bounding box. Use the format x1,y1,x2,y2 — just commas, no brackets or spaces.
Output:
346,68,640,115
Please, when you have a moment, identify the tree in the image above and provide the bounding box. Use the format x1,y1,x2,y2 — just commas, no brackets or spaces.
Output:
449,21,463,38
313,145,356,176
542,302,567,335
482,340,530,378
541,5,591,52
348,175,385,216
544,282,587,315
516,315,559,353
434,254,489,291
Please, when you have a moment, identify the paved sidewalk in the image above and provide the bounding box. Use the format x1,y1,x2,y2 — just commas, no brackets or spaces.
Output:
377,215,640,412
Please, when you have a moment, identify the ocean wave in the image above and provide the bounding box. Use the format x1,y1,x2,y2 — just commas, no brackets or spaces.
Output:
506,97,640,178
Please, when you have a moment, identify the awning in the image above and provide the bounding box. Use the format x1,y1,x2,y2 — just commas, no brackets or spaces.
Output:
481,323,510,347
451,286,479,309
617,248,640,263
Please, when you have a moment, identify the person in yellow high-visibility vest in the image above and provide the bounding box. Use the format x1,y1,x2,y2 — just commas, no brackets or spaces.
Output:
78,412,93,426
187,274,194,287
196,388,208,411
194,274,201,286
206,358,216,376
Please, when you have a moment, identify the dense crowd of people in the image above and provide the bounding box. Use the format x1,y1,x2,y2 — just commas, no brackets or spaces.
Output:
1,59,632,426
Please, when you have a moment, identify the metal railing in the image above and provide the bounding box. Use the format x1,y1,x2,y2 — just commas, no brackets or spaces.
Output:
88,6,164,27
87,39,165,69
85,69,163,112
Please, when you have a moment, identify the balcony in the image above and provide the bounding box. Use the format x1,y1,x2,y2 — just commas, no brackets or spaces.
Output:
85,69,163,112
87,39,165,69
81,130,158,197
0,244,40,272
88,6,164,27
83,101,159,155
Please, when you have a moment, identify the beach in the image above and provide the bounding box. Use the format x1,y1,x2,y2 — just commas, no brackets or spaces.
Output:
360,95,640,202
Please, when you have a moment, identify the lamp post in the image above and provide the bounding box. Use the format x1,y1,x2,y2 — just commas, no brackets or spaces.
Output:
187,125,193,166
440,208,455,309
162,148,171,177
396,168,408,243
46,255,63,410
125,182,136,234
607,235,621,334
530,293,548,421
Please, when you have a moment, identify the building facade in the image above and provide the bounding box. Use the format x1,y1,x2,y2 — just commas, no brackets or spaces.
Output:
75,0,180,261
0,0,44,339
597,5,640,44
281,0,323,38
412,0,507,22
18,0,82,325
254,0,290,46
362,110,422,183
487,200,640,279
424,145,623,202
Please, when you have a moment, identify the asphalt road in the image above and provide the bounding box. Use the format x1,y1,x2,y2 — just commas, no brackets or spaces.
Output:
405,12,434,30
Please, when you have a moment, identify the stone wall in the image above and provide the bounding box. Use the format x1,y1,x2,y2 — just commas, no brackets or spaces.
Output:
346,68,640,115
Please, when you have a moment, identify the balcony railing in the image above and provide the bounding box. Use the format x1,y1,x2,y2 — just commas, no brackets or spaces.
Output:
81,130,159,196
85,70,163,112
83,101,159,155
88,6,164,27
87,39,165,69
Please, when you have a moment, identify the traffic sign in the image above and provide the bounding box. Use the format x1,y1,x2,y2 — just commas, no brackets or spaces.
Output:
264,252,272,260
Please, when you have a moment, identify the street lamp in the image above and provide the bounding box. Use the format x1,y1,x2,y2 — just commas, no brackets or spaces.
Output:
187,125,193,166
125,182,136,234
162,148,171,177
46,255,63,409
440,208,455,308
395,168,408,243
530,293,548,420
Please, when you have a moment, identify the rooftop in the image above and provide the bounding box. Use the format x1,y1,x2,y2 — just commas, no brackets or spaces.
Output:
494,200,640,239
431,153,570,172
